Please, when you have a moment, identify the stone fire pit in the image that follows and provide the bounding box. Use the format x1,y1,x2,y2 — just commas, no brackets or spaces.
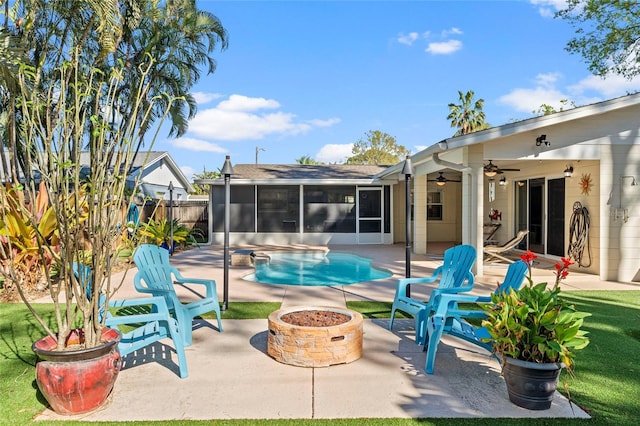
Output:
267,306,363,367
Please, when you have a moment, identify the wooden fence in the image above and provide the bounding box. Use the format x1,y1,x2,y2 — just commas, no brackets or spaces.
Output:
137,200,209,238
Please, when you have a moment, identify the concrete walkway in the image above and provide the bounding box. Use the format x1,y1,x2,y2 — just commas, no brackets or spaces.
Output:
36,244,638,421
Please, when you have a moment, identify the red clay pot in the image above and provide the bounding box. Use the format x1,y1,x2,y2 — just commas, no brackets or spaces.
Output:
32,328,121,415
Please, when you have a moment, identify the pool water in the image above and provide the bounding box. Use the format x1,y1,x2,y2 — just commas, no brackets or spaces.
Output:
243,252,392,286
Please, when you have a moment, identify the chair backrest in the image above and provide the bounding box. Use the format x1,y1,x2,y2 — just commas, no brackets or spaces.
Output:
437,244,476,289
133,244,178,293
72,262,108,321
495,260,528,293
498,230,529,251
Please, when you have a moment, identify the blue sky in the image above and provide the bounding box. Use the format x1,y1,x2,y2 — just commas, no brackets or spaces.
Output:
159,0,640,181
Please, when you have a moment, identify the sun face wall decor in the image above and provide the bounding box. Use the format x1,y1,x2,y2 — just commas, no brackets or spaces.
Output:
580,173,592,195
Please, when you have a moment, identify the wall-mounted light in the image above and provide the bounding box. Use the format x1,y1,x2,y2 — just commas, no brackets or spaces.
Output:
499,176,507,186
517,181,525,187
535,134,550,146
563,165,574,178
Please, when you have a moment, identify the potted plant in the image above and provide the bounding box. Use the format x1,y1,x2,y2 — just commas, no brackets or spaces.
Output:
481,251,591,410
0,38,170,418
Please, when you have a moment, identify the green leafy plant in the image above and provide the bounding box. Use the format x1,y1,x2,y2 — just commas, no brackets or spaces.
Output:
482,251,591,371
138,218,201,248
0,54,172,350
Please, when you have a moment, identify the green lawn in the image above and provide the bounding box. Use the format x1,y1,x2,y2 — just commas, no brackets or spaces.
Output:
1,290,638,425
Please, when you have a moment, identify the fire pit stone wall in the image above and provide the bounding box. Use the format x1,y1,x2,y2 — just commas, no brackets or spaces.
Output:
267,306,363,367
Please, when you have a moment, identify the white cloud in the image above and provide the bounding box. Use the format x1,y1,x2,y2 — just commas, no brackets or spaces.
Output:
307,117,341,127
534,72,562,89
568,73,640,98
192,91,223,105
217,94,280,112
426,40,462,55
529,0,566,17
169,137,227,153
316,144,353,164
180,165,196,182
441,27,463,37
397,32,419,46
499,69,640,114
499,86,568,113
187,95,339,141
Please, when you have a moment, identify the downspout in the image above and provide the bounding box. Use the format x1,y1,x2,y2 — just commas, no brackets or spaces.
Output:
432,151,471,173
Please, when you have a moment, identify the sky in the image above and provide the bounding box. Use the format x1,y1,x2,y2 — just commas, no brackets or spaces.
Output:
155,0,640,181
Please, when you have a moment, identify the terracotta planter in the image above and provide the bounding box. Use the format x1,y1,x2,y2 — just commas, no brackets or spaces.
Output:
502,356,564,410
32,328,122,415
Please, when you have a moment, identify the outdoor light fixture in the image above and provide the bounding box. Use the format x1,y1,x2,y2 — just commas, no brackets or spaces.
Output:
401,155,414,289
484,169,497,177
499,176,507,186
563,165,574,178
535,134,550,146
438,139,448,150
221,155,234,311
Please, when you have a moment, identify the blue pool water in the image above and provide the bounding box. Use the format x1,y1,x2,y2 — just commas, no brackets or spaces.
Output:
243,252,392,286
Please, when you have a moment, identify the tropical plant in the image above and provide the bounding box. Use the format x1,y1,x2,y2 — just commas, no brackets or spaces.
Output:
447,90,490,136
482,251,591,371
0,182,61,294
295,155,324,165
345,130,409,165
0,52,173,350
191,168,221,195
138,218,202,248
0,0,228,181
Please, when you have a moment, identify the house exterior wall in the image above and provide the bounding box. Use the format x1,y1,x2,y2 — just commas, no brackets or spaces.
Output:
601,144,640,282
141,159,189,200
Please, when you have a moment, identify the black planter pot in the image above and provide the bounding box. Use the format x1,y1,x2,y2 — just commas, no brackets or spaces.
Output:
502,356,564,410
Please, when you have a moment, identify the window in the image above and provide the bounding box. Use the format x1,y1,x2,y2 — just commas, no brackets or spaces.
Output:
427,190,443,220
303,186,356,232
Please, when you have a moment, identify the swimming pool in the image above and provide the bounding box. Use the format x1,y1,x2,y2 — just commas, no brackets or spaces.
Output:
243,252,392,286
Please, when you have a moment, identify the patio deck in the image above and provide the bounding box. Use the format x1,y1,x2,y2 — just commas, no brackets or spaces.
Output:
36,243,638,421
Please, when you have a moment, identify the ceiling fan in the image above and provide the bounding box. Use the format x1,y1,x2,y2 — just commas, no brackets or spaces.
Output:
484,160,520,176
428,171,461,186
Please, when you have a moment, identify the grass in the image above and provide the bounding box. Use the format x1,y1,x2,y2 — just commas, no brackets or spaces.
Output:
1,291,639,425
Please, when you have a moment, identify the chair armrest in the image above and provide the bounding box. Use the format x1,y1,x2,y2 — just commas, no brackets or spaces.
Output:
108,296,169,311
395,271,442,297
433,293,491,317
173,276,217,298
106,296,172,326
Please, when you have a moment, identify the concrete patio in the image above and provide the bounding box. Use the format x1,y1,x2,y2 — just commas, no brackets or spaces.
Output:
35,243,638,421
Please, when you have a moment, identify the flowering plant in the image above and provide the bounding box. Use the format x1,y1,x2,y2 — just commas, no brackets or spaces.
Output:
482,251,591,370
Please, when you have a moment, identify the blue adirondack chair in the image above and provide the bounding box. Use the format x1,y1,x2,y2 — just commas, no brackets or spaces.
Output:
388,244,476,345
423,260,528,374
132,244,223,346
73,263,188,378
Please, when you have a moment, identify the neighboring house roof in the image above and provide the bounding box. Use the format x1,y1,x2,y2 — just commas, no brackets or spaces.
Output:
123,151,194,193
196,164,389,186
1,150,193,193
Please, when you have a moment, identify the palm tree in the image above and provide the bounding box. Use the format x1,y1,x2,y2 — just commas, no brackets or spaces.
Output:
295,155,323,165
115,0,228,140
0,0,228,178
447,90,490,136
